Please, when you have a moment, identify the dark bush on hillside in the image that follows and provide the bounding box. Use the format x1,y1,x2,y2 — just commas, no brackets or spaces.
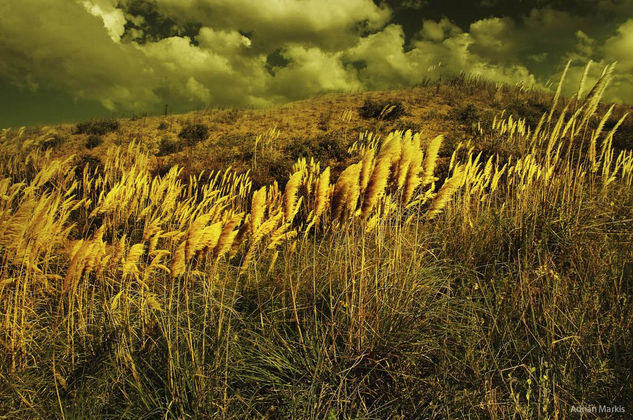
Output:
40,134,65,150
283,132,349,165
453,103,479,126
392,120,422,133
85,135,103,149
506,99,549,129
75,154,103,173
317,111,332,131
315,135,347,161
178,123,209,146
605,110,633,150
359,100,406,120
157,137,179,156
213,108,240,124
75,119,120,135
158,121,169,130
284,139,312,161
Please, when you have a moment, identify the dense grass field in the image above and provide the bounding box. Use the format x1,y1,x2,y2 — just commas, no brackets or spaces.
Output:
1,67,633,418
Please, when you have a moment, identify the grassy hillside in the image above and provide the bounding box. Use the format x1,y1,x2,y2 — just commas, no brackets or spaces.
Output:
7,76,631,188
1,72,633,418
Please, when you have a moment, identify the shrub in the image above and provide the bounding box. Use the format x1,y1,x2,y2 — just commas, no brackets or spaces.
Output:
315,134,347,161
359,100,406,120
606,109,633,150
40,134,65,150
454,103,479,126
75,154,103,173
213,108,240,124
85,135,103,149
392,120,422,133
506,99,549,129
157,137,179,156
178,123,209,146
282,134,348,167
158,121,169,130
284,139,312,161
75,119,120,135
317,111,332,131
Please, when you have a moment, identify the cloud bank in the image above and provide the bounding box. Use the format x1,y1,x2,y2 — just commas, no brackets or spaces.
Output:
1,0,632,124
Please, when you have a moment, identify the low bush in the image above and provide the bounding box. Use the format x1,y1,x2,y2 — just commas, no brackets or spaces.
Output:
39,134,65,150
178,123,209,146
157,137,179,156
606,108,633,150
85,135,103,149
74,154,103,173
315,134,347,162
453,103,479,126
359,99,406,120
506,99,549,129
75,119,120,135
284,138,312,161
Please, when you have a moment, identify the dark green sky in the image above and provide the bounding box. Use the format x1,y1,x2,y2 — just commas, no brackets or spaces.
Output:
1,0,632,128
0,80,113,127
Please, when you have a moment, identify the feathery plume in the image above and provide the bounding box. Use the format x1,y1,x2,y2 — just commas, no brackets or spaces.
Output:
427,168,465,220
402,134,423,204
314,167,330,219
251,186,267,233
214,213,243,259
421,135,443,186
548,59,572,123
283,170,303,221
331,163,361,221
359,149,375,194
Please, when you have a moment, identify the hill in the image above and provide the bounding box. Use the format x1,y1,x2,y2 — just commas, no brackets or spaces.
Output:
5,76,631,186
1,74,633,418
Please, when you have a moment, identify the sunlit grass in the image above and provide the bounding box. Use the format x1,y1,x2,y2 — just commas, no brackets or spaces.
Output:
1,63,632,418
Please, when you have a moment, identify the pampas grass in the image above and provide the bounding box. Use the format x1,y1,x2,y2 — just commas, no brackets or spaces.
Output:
283,170,303,221
314,166,330,219
331,162,361,221
2,62,632,419
421,135,443,186
250,186,267,233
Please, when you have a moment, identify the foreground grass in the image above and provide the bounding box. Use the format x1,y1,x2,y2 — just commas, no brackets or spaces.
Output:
1,67,633,418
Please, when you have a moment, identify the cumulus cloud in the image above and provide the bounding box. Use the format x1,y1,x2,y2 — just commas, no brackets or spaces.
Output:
81,0,127,42
419,18,462,42
345,25,426,89
0,0,161,111
604,19,633,71
149,0,391,51
601,19,633,104
269,46,362,100
345,21,536,90
1,0,633,126
0,0,388,118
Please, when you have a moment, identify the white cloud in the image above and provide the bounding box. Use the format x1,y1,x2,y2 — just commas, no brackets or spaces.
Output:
270,45,362,100
345,22,536,90
141,36,232,74
419,17,462,42
604,19,633,71
1,0,633,122
80,0,127,42
152,0,391,50
0,0,161,111
185,76,211,103
197,27,252,53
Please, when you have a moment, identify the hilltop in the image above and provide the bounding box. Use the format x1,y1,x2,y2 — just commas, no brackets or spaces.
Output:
4,77,631,186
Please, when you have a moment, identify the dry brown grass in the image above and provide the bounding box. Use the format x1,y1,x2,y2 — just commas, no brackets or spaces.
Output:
1,69,633,419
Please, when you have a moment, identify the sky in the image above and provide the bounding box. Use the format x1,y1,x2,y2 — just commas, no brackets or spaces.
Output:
1,0,633,128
